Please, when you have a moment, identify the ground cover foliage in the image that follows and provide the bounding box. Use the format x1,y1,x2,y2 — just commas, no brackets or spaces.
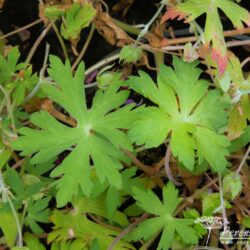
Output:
1,0,250,249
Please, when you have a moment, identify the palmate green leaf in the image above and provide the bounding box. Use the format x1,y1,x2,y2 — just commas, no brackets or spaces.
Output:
129,182,198,250
128,57,230,172
61,3,96,40
162,0,250,74
12,56,135,207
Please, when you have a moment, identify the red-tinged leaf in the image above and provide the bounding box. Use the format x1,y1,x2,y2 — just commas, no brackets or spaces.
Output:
161,7,187,24
211,48,228,76
161,0,250,75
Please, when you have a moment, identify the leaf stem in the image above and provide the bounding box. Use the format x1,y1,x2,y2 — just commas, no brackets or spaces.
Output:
51,22,68,60
236,145,250,175
25,22,53,64
135,1,165,43
123,150,165,188
0,171,23,247
219,174,228,231
108,213,149,250
0,19,43,40
163,27,250,46
25,43,50,102
84,52,120,76
0,84,16,133
164,145,182,186
72,24,95,71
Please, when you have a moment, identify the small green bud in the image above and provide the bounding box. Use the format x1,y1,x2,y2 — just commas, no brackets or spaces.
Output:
119,45,143,63
97,71,115,89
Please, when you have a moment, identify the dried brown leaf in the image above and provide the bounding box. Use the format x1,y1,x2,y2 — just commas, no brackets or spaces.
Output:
94,4,131,47
0,0,4,9
178,168,202,193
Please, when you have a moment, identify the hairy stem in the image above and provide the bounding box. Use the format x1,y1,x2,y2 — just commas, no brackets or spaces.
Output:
25,22,53,64
51,22,68,60
72,24,95,71
164,145,182,186
0,19,43,40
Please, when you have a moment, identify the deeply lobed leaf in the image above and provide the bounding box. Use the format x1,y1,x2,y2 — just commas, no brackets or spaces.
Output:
12,56,135,207
128,57,230,172
129,182,198,250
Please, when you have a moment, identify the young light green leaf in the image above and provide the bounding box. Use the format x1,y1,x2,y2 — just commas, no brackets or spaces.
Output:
12,56,135,207
61,3,96,40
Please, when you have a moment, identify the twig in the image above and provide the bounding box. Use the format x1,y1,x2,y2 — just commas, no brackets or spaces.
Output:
174,177,219,216
205,173,219,190
108,213,149,250
88,214,121,231
135,1,165,43
123,150,154,175
72,24,95,71
0,19,43,40
12,158,25,170
164,145,182,186
241,56,250,67
236,145,250,175
84,53,120,76
123,150,164,188
163,27,250,46
218,173,229,232
25,22,53,64
227,39,250,48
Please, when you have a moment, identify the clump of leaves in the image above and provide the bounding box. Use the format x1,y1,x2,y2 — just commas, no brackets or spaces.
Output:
0,47,39,106
161,0,250,74
48,197,135,250
129,182,198,250
11,56,135,207
211,52,250,139
128,56,230,172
